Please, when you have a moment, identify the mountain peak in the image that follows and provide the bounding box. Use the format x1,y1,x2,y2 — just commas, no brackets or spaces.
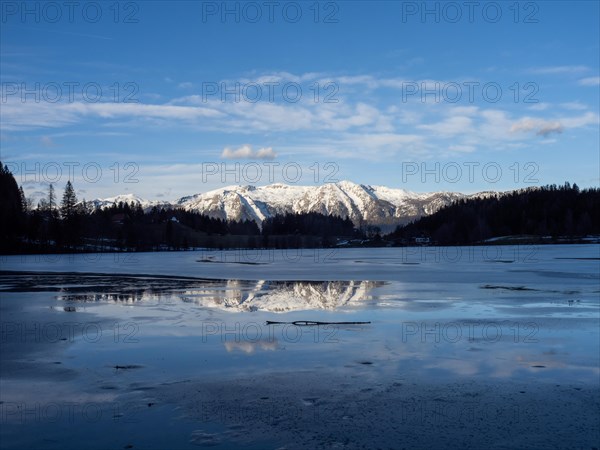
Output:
89,181,496,230
176,182,493,229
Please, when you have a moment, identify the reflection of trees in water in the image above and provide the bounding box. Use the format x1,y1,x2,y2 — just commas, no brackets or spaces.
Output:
56,292,148,303
1,272,384,311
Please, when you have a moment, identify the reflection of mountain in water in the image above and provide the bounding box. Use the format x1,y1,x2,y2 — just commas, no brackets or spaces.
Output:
182,280,385,312
0,272,383,312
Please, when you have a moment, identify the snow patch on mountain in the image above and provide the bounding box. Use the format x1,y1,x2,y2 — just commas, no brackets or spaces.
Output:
89,181,498,228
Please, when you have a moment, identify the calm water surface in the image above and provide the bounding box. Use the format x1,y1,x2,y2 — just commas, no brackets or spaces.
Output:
1,245,598,449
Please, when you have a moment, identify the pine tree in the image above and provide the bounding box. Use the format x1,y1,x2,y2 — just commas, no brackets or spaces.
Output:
18,186,28,212
61,181,78,220
44,183,59,219
48,183,56,209
77,198,88,215
0,162,27,252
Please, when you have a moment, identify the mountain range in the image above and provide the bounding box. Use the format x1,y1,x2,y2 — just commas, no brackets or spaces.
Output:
88,181,497,229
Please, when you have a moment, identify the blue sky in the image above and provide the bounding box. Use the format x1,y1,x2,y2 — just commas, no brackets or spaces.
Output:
1,0,599,202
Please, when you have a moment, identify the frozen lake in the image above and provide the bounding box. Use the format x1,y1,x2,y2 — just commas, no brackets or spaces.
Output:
1,245,599,449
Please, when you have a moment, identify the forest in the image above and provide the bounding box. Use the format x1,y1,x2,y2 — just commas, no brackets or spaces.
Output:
0,163,362,254
2,163,599,254
388,183,600,245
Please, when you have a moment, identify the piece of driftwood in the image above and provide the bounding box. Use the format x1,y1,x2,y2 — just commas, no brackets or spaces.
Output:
265,320,371,326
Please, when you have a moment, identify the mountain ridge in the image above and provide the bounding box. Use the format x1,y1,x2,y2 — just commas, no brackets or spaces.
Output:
87,180,499,229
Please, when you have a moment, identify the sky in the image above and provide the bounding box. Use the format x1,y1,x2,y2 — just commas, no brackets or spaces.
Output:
1,0,599,203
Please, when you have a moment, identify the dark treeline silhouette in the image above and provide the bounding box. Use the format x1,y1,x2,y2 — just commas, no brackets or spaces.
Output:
0,163,27,249
387,183,600,245
3,163,598,253
263,212,356,236
0,163,362,254
261,212,361,248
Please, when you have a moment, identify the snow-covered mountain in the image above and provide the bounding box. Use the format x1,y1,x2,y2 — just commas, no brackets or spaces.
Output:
177,181,496,228
86,194,171,211
89,181,497,228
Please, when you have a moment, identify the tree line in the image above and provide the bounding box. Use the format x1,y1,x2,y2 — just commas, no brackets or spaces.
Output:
0,163,362,254
3,162,598,253
387,183,600,245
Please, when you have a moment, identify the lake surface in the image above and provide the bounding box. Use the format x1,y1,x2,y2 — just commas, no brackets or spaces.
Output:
1,245,599,449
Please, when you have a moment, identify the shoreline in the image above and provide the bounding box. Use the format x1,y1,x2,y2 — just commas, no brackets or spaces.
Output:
3,234,600,256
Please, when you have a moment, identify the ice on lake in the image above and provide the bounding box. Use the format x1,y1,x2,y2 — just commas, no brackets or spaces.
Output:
1,244,598,449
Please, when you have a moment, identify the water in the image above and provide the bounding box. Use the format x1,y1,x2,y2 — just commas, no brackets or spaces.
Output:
1,245,599,449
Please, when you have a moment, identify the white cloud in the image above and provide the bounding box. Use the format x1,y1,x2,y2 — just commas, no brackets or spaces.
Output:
244,71,323,85
0,100,225,130
256,147,277,159
560,112,599,128
418,116,474,136
540,138,557,144
328,133,427,159
40,136,54,147
336,75,382,89
560,102,587,111
536,122,564,137
447,106,479,116
528,65,589,75
347,133,422,147
510,118,564,136
504,112,594,139
578,76,600,86
2,70,598,165
72,102,223,120
221,145,277,160
1,92,395,134
528,103,550,111
447,144,476,153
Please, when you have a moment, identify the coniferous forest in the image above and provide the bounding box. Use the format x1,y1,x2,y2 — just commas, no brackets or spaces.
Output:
1,162,599,254
0,163,362,254
388,184,600,245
